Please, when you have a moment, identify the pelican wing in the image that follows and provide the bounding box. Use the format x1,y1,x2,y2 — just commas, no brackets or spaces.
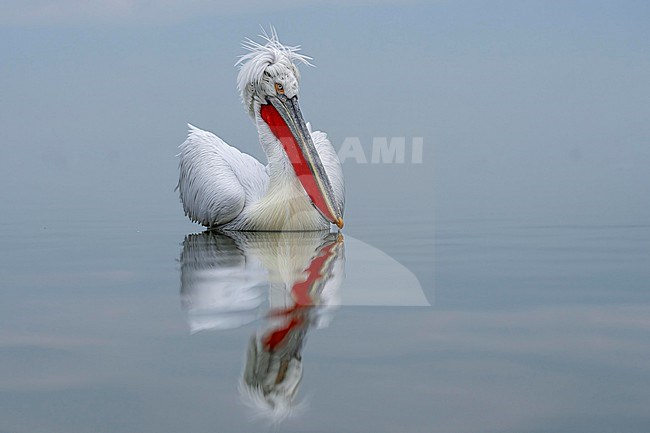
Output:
178,124,267,227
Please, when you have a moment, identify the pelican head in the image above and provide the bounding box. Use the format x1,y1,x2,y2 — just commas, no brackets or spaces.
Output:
236,30,344,230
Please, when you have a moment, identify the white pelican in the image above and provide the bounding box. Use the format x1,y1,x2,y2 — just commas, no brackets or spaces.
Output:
178,30,345,231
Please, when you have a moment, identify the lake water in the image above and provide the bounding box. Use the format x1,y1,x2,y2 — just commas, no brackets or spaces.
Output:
1,207,649,432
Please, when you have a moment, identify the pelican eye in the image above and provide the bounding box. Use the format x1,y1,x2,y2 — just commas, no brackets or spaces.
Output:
274,83,284,95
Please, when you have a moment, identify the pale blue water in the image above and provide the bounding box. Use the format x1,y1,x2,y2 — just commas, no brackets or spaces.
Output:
1,208,649,432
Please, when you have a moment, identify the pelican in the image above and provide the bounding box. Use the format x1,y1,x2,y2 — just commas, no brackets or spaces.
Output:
178,29,345,231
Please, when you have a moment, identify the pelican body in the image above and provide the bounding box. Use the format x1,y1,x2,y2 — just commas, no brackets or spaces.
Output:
178,31,345,231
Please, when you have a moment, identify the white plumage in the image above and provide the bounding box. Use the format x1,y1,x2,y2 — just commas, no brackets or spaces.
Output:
177,29,345,231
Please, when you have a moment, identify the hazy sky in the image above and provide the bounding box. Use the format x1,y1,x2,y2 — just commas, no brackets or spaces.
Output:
1,0,649,227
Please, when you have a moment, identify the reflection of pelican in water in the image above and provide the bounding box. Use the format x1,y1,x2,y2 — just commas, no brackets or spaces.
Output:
179,230,345,420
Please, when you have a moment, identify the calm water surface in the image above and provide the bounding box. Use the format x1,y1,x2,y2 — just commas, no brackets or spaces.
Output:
1,210,649,432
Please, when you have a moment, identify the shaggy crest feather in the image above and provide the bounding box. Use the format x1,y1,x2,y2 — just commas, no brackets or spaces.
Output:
236,27,313,116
